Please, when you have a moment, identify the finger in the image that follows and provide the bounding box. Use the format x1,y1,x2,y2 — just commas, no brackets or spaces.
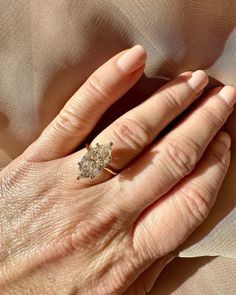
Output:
132,131,231,262
124,255,174,295
89,70,208,171
65,70,208,185
29,45,146,161
114,85,235,214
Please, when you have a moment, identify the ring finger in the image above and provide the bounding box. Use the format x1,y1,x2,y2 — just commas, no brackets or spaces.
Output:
65,69,208,185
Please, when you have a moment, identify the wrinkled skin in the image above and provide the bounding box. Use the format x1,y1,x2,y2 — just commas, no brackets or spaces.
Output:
0,46,235,294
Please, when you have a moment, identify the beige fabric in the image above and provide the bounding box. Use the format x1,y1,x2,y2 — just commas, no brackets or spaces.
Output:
0,0,235,294
151,256,236,295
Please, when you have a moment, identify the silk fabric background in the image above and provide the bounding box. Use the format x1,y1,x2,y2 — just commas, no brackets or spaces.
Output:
0,1,235,293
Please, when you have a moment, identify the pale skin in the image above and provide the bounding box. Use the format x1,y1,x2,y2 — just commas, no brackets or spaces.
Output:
0,45,235,294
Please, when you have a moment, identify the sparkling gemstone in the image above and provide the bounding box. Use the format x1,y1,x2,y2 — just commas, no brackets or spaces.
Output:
78,142,113,179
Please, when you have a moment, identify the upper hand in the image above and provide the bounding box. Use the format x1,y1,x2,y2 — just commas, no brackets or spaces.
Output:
0,45,235,294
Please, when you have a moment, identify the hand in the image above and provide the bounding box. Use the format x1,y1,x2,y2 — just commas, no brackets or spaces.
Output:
0,45,235,294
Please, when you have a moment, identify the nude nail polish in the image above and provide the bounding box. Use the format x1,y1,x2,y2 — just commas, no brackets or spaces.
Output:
218,85,236,107
187,70,209,94
116,45,147,74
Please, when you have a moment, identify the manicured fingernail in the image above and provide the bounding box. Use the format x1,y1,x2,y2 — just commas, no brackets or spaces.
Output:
218,85,236,107
217,131,231,149
116,45,146,74
187,70,209,94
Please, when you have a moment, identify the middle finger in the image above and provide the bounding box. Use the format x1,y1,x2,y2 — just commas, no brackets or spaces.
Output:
116,85,235,213
66,70,208,185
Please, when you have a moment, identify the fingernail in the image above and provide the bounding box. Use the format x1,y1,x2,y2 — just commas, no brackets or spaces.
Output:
218,85,236,107
116,45,146,74
187,70,209,94
217,131,231,149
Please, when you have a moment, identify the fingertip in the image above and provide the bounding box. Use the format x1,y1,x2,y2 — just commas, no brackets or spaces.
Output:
218,85,236,107
187,70,209,94
116,44,147,74
215,131,231,149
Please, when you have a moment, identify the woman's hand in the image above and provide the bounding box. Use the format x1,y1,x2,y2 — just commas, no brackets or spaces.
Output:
0,45,235,294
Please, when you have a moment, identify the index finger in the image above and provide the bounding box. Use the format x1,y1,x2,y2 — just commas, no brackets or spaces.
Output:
29,45,146,161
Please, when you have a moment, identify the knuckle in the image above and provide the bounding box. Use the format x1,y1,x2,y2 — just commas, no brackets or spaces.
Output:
54,105,86,135
68,207,119,253
177,187,212,225
113,118,152,152
201,106,227,128
160,137,201,177
70,220,100,251
85,74,111,105
160,87,184,113
0,156,32,195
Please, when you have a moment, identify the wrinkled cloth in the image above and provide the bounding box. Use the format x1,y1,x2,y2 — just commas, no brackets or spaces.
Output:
0,1,235,294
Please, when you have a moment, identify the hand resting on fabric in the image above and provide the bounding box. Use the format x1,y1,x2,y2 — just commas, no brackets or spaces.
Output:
0,45,235,294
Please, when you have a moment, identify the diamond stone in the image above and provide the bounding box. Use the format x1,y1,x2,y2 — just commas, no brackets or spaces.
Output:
78,142,113,179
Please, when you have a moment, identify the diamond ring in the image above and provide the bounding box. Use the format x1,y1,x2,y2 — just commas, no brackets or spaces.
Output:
77,142,117,179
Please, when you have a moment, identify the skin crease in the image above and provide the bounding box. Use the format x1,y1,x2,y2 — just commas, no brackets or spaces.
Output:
0,46,235,294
